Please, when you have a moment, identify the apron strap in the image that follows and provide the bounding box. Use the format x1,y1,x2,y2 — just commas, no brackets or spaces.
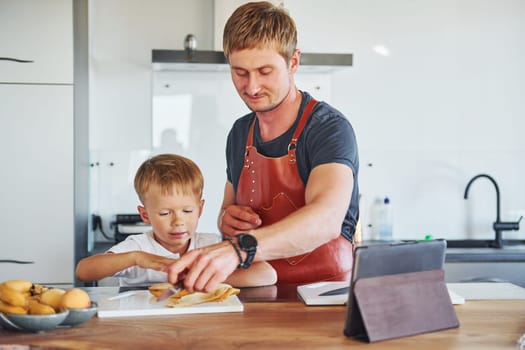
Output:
288,98,318,163
244,98,319,165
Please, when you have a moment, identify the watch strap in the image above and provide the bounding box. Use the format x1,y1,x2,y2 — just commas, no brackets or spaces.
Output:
236,233,257,269
223,237,243,268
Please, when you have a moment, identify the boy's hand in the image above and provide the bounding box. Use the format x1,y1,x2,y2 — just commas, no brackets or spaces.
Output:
166,242,239,293
219,205,261,237
134,251,178,272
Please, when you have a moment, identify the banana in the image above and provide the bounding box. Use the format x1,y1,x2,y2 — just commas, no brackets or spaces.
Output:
27,294,41,302
3,279,32,293
0,300,27,315
27,299,55,315
0,284,28,307
31,283,49,296
40,288,66,312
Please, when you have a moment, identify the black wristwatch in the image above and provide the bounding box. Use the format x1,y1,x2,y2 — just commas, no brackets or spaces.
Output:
236,233,258,269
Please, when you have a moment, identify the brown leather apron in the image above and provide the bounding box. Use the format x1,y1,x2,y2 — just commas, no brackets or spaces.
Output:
236,99,353,283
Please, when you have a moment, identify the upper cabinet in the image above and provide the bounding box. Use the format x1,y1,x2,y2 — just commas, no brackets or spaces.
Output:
0,0,73,84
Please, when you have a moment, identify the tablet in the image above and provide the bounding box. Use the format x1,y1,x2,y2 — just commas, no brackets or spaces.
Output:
343,239,447,339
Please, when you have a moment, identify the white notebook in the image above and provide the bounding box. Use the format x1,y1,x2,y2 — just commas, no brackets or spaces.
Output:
297,281,349,306
297,281,465,306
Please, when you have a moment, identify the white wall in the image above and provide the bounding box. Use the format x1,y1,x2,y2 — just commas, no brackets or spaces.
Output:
89,0,525,243
323,0,525,240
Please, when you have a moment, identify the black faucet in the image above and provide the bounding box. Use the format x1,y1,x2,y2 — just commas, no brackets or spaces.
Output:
464,174,522,248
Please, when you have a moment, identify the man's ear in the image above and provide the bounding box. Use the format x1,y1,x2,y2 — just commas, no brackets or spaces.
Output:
137,205,151,224
289,49,301,73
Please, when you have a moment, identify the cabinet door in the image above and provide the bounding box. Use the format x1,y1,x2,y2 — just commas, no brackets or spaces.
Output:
0,0,73,84
0,84,74,284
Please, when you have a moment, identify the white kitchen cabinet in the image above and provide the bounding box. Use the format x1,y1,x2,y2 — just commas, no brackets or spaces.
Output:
0,0,73,84
0,0,74,284
0,85,74,284
445,262,525,288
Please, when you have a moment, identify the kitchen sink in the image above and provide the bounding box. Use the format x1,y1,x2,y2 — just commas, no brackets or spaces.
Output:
445,239,525,249
444,239,525,286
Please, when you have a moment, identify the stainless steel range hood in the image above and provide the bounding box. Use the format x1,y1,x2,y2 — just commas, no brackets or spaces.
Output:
152,49,352,73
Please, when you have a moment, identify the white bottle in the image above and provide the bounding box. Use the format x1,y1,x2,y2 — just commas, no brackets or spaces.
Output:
378,197,393,241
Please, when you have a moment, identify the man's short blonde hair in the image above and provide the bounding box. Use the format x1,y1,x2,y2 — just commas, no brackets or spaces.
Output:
223,1,297,65
134,153,203,204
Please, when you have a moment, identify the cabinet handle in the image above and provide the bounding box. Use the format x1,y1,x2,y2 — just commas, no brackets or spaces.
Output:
0,260,34,264
0,57,34,63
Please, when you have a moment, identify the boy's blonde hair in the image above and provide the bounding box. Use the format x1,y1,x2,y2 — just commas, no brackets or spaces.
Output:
134,154,203,204
223,1,297,65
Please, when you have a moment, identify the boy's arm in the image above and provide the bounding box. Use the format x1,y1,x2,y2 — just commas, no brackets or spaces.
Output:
75,251,177,282
224,261,277,287
75,252,138,282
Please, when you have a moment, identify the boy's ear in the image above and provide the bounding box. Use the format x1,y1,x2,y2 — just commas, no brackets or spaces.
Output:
137,205,151,224
198,199,205,218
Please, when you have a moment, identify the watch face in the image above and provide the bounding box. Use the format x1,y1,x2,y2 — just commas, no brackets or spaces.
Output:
239,234,257,249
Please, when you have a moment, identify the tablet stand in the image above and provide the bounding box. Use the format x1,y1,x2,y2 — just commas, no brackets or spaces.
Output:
351,269,459,342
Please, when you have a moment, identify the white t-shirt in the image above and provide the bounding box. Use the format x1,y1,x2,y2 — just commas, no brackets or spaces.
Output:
107,231,221,286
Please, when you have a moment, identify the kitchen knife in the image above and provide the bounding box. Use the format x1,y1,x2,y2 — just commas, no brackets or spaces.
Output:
156,283,181,302
318,286,349,296
156,269,188,302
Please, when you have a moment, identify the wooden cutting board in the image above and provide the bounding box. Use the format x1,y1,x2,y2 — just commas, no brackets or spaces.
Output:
97,290,243,318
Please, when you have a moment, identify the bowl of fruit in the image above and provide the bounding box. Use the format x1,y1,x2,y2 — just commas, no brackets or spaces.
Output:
0,279,97,332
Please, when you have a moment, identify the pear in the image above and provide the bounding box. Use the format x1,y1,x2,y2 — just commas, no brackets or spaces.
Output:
60,288,91,309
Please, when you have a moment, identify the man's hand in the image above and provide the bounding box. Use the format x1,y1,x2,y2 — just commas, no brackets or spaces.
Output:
219,204,262,237
166,241,240,293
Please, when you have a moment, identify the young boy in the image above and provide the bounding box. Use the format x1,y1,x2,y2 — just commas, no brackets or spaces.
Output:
76,153,277,287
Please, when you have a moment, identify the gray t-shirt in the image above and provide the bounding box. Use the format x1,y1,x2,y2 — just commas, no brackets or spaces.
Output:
225,91,359,241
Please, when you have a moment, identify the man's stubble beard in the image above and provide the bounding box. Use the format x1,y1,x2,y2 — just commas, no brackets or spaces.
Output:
245,82,294,113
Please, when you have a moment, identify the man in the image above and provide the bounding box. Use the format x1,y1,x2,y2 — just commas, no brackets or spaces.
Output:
167,1,359,292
